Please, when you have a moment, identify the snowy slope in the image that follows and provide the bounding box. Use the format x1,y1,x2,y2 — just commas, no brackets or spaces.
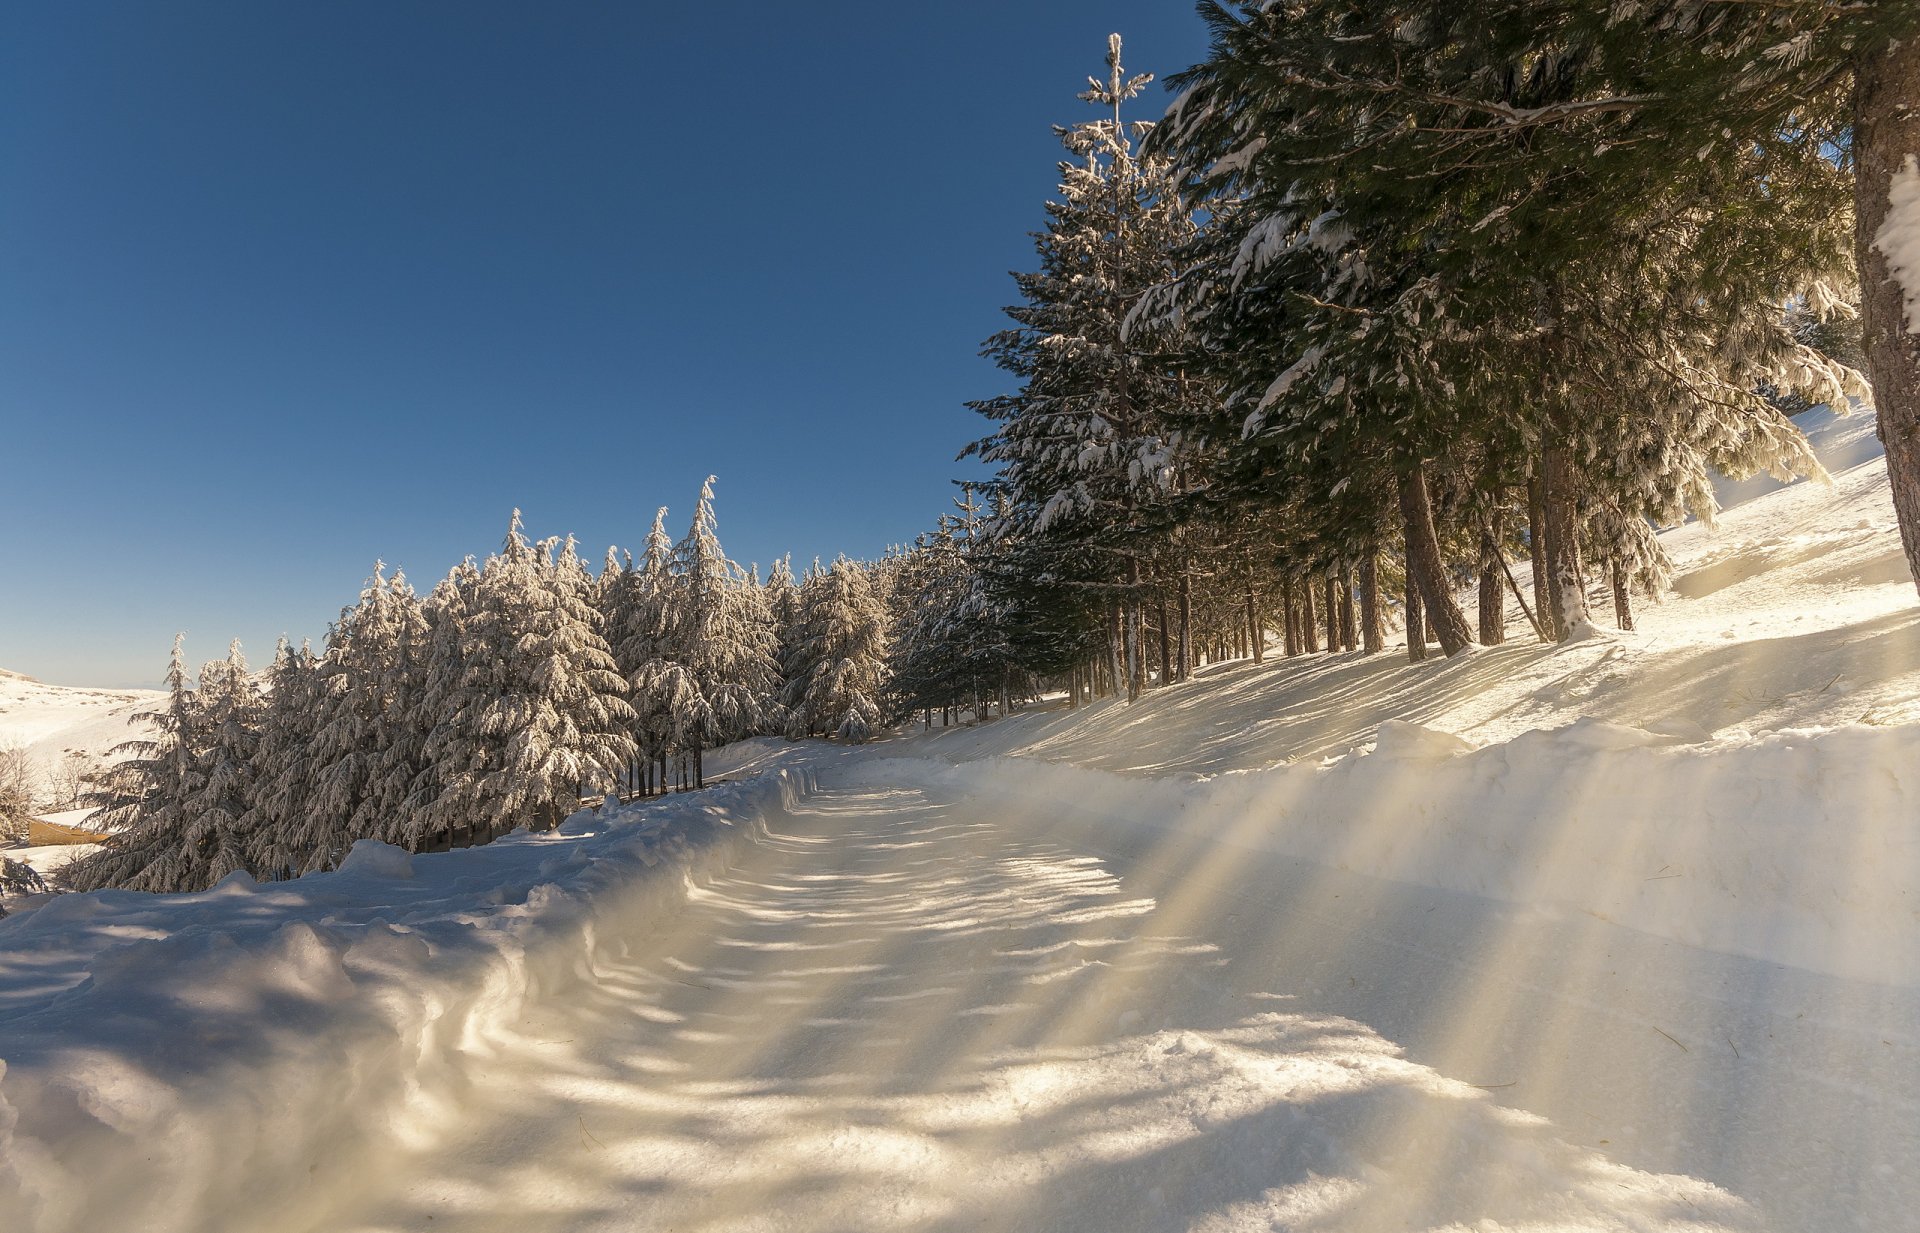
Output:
0,672,157,781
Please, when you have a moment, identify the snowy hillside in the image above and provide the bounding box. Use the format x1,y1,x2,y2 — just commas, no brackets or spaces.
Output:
2,407,1918,1232
0,672,157,782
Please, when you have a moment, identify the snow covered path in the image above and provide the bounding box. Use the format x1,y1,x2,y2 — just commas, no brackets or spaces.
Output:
298,775,1782,1233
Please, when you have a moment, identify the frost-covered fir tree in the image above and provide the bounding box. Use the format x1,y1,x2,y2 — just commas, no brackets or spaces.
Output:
782,557,891,741
669,479,782,784
167,640,262,885
422,512,637,840
274,566,429,870
63,636,222,893
968,35,1204,698
244,638,324,877
610,507,702,793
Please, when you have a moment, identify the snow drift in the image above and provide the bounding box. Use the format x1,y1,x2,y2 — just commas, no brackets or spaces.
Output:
858,716,1920,987
0,768,816,1233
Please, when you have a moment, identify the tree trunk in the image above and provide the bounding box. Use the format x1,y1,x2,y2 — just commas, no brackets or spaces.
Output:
1541,438,1590,637
1359,554,1384,654
1282,579,1302,656
1322,573,1339,652
1405,574,1428,663
1477,518,1507,646
1300,580,1319,653
1177,568,1194,681
1612,560,1635,631
1527,469,1555,640
1397,462,1475,655
1156,597,1172,684
1855,32,1920,599
1128,557,1147,698
1338,569,1358,651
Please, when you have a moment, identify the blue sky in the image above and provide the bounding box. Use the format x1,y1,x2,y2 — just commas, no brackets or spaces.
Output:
0,2,1212,688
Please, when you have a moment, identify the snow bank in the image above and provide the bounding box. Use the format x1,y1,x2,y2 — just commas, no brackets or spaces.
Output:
0,768,818,1233
857,719,1920,987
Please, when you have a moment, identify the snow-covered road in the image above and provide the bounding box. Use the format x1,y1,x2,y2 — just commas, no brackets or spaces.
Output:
291,774,1801,1233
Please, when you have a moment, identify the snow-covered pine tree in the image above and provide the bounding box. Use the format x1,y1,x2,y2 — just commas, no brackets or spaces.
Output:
782,557,891,741
764,554,802,709
244,638,324,877
274,565,427,871
423,512,636,840
968,35,1204,699
166,639,262,886
63,636,217,893
669,479,782,785
404,556,483,847
613,507,701,794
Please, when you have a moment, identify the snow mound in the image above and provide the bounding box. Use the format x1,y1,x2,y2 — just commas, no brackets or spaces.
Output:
0,769,809,1233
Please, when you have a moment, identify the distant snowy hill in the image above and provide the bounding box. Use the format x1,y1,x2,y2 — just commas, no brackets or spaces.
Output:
0,671,158,780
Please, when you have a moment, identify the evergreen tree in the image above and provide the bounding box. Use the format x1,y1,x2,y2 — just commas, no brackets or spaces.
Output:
422,512,637,839
63,637,217,893
669,479,782,783
969,35,1206,697
245,638,324,877
782,557,892,741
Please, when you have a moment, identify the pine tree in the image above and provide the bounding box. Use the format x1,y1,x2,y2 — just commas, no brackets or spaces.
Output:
669,479,782,784
613,507,702,793
968,35,1206,697
62,637,216,893
782,557,892,741
245,638,324,877
170,640,261,885
423,512,637,840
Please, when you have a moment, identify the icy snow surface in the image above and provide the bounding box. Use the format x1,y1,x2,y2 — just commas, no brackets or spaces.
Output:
2,406,1918,1231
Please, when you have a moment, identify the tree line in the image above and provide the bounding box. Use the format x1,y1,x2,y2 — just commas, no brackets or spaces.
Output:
891,6,1916,706
62,481,893,894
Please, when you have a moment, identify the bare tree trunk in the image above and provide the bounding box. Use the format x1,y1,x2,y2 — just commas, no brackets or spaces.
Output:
1855,32,1920,599
1359,554,1384,654
1126,559,1146,700
1541,438,1590,637
1156,597,1172,684
1612,560,1635,631
1321,573,1338,652
1398,461,1475,655
1106,603,1125,702
1177,567,1194,681
1477,517,1507,646
1527,469,1555,640
1338,569,1358,651
1300,579,1319,653
1405,573,1428,663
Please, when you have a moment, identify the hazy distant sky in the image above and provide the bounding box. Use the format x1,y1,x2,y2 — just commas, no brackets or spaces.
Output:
1,1,1213,687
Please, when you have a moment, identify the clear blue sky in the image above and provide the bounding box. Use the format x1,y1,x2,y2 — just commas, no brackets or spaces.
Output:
1,2,1212,688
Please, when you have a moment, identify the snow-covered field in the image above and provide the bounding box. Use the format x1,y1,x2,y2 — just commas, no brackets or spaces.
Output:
0,670,157,774
3,407,1918,1231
